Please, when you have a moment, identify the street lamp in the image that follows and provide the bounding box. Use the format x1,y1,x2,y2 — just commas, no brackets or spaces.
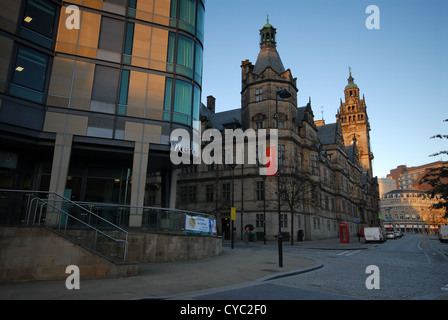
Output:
275,88,291,268
262,175,267,245
231,163,237,249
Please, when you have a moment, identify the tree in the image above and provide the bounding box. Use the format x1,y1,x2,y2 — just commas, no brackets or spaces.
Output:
420,119,448,219
278,160,318,245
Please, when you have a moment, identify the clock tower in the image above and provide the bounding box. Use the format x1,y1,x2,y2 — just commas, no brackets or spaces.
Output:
337,69,374,174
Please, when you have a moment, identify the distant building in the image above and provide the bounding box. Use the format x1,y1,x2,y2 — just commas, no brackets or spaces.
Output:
387,161,448,190
378,178,397,198
380,189,446,234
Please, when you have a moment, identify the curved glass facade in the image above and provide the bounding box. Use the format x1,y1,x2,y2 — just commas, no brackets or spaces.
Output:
50,0,204,129
0,0,205,222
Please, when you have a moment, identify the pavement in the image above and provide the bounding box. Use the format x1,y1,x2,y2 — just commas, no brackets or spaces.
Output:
0,236,371,300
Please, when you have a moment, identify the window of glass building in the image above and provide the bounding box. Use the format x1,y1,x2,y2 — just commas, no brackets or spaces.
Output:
127,0,171,26
123,22,169,72
167,32,202,82
118,70,166,120
173,79,192,125
20,0,57,48
123,22,134,64
176,35,194,78
87,116,115,139
193,85,201,129
91,65,120,114
167,32,175,73
0,36,14,93
170,0,204,38
171,0,196,34
47,57,96,110
98,17,124,53
163,77,173,121
9,45,49,103
56,8,101,58
196,2,204,43
170,0,205,40
162,78,201,126
194,43,203,85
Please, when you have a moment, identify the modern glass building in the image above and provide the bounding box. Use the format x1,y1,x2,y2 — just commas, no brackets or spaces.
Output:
0,0,205,226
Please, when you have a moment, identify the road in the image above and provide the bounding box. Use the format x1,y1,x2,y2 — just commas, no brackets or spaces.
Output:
178,234,448,300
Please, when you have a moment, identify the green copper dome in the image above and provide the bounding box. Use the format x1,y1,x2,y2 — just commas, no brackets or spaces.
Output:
345,72,358,90
263,15,273,28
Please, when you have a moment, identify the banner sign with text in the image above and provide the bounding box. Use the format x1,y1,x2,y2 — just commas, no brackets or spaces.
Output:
186,215,217,236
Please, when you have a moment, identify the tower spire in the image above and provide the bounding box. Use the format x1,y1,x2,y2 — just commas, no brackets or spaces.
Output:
253,18,285,75
259,16,276,48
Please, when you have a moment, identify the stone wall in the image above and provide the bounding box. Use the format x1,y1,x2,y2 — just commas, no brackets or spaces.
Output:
0,227,222,283
126,231,222,263
0,227,139,282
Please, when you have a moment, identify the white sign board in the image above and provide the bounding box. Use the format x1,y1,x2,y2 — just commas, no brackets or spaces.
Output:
186,215,217,235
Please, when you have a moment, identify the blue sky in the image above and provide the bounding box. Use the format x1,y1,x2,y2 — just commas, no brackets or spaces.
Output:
201,0,448,178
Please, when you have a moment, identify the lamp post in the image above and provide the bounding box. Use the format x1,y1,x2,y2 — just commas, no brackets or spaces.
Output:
231,163,237,249
262,175,267,245
275,88,291,268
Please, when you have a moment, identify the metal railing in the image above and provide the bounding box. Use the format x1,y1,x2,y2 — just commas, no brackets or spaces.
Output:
1,189,218,259
0,189,129,263
70,201,217,236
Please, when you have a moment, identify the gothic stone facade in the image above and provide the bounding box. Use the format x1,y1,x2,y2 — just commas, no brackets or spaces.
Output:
170,21,380,241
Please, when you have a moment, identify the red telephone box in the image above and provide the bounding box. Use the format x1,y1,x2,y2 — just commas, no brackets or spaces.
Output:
339,223,350,243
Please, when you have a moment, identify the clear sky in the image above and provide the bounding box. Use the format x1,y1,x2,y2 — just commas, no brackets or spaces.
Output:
201,0,448,178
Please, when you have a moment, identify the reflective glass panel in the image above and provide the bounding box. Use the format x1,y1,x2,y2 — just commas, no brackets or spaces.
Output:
194,42,203,84
48,57,74,98
196,2,204,42
147,74,165,111
12,46,48,92
177,35,194,78
21,0,57,48
128,70,147,108
78,11,101,50
173,79,191,116
71,60,95,100
91,65,120,104
98,17,124,53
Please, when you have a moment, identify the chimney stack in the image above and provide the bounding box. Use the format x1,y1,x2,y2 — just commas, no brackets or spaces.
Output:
207,95,216,114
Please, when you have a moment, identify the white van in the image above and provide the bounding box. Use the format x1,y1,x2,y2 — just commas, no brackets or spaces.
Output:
364,227,385,243
439,225,448,243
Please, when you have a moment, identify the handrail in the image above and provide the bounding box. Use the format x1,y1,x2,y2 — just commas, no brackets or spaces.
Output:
0,189,128,233
68,200,214,219
37,197,127,244
1,188,218,236
0,189,128,262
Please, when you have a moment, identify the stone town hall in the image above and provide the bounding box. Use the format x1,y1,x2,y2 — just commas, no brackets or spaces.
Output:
170,20,380,241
